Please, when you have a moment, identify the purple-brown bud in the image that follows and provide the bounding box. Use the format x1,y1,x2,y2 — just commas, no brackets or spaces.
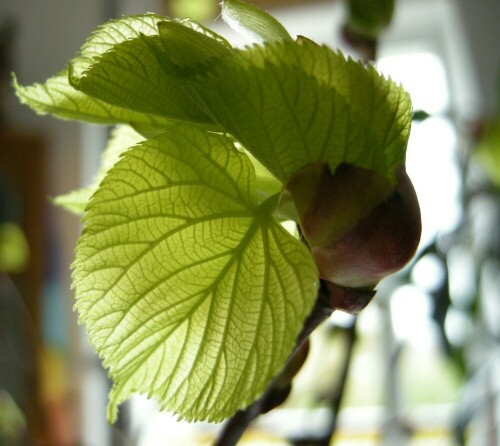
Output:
286,162,421,289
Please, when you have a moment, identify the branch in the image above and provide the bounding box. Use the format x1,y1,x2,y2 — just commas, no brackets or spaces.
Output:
317,318,358,446
214,282,374,446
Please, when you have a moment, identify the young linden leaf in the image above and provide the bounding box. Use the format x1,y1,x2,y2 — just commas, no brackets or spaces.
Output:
158,21,231,68
70,32,218,126
175,18,233,48
70,14,166,80
13,71,173,127
188,40,411,184
222,0,293,43
73,125,318,422
14,15,177,127
53,125,144,214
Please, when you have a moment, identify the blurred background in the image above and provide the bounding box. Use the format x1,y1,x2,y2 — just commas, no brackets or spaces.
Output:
0,0,499,445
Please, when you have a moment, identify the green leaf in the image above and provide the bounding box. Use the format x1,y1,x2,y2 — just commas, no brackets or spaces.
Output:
346,0,395,38
70,14,167,80
13,71,173,126
54,125,144,214
70,13,230,76
68,16,232,127
70,32,217,126
222,0,293,43
175,18,233,48
243,149,282,202
188,39,411,183
73,126,318,422
158,21,231,68
14,15,178,127
52,188,93,215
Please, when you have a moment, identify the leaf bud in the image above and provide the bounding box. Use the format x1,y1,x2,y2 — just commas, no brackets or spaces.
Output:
286,162,421,289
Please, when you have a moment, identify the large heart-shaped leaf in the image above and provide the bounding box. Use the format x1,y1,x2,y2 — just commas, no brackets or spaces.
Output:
73,125,318,422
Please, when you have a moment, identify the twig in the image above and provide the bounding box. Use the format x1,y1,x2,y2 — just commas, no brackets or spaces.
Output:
214,282,374,446
291,318,358,446
214,282,335,446
318,318,358,446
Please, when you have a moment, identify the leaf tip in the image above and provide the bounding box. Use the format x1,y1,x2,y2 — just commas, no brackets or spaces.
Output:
107,400,119,424
11,72,29,104
221,0,293,43
107,382,127,424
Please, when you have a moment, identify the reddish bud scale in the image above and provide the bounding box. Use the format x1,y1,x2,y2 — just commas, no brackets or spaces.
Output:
286,162,421,291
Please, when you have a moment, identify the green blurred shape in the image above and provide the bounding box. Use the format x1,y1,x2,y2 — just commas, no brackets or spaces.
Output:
475,120,500,186
0,223,29,273
346,0,395,38
170,0,218,20
412,110,431,122
0,390,26,443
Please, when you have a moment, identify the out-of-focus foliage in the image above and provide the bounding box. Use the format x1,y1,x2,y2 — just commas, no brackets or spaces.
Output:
0,223,29,273
474,120,500,186
345,0,395,38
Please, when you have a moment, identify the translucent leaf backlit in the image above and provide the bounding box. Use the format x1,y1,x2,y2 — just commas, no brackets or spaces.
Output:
73,126,318,422
13,71,172,126
222,0,293,43
188,40,411,182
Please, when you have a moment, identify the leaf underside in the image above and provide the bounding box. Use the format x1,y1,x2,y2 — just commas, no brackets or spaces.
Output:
73,126,318,422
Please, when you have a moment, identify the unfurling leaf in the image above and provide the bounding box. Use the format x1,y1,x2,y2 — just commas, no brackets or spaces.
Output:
73,126,318,422
69,14,167,80
69,34,213,126
222,0,293,43
158,21,231,68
